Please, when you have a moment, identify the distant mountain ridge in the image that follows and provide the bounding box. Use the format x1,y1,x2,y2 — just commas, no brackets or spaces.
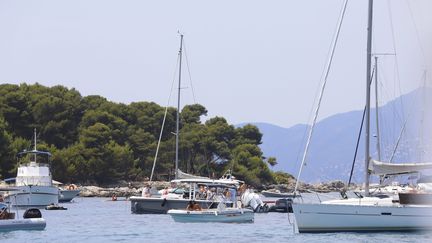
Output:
238,87,432,183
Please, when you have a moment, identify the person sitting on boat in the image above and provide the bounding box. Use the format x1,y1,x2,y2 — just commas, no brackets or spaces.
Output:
206,187,216,200
0,204,10,219
197,185,207,199
142,184,150,197
229,188,237,203
223,188,231,199
162,187,169,195
186,200,202,211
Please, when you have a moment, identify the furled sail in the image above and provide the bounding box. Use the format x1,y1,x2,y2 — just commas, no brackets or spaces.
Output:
177,169,209,180
370,159,432,175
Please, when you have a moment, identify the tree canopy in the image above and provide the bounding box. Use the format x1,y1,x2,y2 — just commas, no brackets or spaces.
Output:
0,83,281,187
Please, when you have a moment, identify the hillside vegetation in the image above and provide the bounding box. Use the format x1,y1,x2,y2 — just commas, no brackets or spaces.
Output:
0,83,283,187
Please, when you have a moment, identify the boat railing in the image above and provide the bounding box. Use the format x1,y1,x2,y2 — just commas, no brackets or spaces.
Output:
18,162,50,168
16,176,52,187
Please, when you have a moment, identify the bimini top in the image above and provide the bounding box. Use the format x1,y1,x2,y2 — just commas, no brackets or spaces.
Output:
171,178,242,186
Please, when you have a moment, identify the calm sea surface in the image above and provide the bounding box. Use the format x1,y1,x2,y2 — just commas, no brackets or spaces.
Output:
1,197,431,243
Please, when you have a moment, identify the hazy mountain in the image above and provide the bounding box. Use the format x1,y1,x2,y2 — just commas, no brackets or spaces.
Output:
239,87,432,183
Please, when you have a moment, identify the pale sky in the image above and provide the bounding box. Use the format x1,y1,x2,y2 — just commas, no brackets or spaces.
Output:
0,0,430,128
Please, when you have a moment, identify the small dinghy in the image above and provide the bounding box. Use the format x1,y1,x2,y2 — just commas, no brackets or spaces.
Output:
45,204,67,210
168,201,254,223
0,203,46,231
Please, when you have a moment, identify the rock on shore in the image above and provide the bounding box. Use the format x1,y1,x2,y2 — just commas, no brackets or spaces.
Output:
264,180,347,193
79,181,171,197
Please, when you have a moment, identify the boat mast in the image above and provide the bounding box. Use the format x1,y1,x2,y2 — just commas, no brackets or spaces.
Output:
175,34,184,179
34,128,37,163
365,0,374,196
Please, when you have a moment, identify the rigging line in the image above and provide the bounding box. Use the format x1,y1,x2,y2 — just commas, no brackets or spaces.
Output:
388,68,427,163
347,107,366,187
150,54,180,182
374,59,402,148
376,60,403,147
347,68,375,187
294,0,349,194
404,0,427,67
386,0,405,121
182,39,197,104
418,71,427,161
374,57,382,162
389,86,418,163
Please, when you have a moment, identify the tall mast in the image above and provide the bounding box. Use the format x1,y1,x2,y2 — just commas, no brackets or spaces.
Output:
175,34,184,179
365,0,374,196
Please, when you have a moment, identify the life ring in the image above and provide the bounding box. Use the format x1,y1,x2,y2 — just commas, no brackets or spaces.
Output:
68,184,77,190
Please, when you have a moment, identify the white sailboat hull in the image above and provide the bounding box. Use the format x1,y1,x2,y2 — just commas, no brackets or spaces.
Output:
292,202,432,233
5,186,59,207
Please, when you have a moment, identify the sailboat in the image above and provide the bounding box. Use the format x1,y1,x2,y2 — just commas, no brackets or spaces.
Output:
291,0,432,233
129,34,242,214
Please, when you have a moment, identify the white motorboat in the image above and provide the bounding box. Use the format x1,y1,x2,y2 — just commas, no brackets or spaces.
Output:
131,178,240,214
292,0,432,233
0,190,46,232
58,188,80,203
4,129,59,207
58,184,80,203
168,203,254,223
0,217,46,232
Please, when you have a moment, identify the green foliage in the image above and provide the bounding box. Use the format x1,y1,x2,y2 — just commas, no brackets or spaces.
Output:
267,157,278,167
230,144,274,187
181,104,207,124
0,116,13,178
272,171,295,184
0,83,277,185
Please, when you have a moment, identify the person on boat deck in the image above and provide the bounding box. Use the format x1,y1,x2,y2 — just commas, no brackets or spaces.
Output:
223,188,231,199
162,187,169,195
229,188,236,202
198,185,207,199
142,184,150,197
206,187,215,200
186,200,202,211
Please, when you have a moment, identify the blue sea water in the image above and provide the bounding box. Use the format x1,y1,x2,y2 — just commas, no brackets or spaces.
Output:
1,197,431,243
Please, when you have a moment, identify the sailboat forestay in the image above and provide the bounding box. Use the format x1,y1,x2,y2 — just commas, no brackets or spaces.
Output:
292,0,432,233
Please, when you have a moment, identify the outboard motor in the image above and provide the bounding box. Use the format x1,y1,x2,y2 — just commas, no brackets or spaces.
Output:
23,208,42,219
241,189,269,213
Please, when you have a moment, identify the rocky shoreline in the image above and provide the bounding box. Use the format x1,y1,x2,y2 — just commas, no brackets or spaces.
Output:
76,180,348,198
